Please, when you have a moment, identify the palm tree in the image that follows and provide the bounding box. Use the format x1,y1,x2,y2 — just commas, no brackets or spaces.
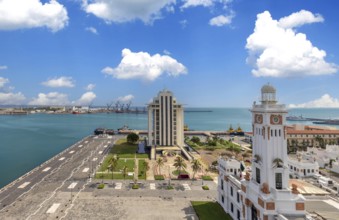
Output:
122,165,128,180
173,156,187,176
314,135,325,148
143,161,150,172
191,159,202,180
108,154,119,182
156,157,164,175
272,158,284,168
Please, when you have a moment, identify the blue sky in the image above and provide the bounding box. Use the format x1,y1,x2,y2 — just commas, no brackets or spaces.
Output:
0,0,339,108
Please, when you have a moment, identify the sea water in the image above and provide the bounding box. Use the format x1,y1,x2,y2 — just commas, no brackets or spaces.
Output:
0,108,338,188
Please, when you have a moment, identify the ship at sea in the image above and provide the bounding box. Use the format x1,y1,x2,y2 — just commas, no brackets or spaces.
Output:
286,115,308,121
313,119,339,125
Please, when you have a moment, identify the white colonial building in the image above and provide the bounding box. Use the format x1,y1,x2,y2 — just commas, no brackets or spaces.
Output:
287,156,319,178
218,84,306,220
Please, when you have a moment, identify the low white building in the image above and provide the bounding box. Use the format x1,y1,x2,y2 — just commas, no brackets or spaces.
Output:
218,157,243,178
288,156,319,178
218,168,243,220
303,145,339,168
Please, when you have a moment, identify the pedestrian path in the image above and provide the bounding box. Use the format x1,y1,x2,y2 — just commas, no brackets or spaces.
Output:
182,183,191,191
115,182,122,190
150,183,156,190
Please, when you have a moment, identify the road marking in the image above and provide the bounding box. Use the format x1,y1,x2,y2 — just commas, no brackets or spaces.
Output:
182,183,191,191
150,183,156,190
59,157,65,161
103,145,107,148
69,151,74,154
92,157,98,161
68,182,77,189
99,151,103,154
46,203,60,214
82,168,89,172
42,167,51,172
18,182,30,189
115,182,122,190
85,141,89,144
78,145,83,148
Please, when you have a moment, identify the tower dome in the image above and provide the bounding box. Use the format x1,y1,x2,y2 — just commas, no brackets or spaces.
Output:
261,83,277,104
261,84,276,93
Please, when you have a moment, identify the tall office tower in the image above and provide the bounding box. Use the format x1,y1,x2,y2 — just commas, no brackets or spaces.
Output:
147,90,184,148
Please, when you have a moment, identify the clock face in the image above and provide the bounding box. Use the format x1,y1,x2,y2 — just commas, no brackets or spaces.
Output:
270,114,282,124
255,114,263,124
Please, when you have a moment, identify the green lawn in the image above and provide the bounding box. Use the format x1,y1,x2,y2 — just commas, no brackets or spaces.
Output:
111,139,148,158
95,172,134,180
98,156,135,172
138,159,146,180
191,201,232,220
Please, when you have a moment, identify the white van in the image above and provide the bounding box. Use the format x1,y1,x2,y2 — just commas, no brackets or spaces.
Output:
318,176,333,187
312,173,322,180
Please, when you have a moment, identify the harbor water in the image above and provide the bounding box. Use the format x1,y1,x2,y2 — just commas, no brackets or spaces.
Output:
1,107,339,188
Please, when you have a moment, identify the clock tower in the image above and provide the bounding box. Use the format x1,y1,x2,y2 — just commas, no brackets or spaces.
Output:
240,84,305,220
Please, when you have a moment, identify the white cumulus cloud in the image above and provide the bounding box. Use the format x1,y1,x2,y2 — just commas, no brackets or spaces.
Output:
209,13,234,27
82,0,175,24
85,26,98,34
0,92,25,105
289,94,339,108
278,10,324,29
0,77,9,88
181,0,214,9
246,10,338,77
0,0,68,32
102,48,187,82
74,91,96,106
42,76,75,88
85,83,96,91
117,94,134,102
29,92,70,106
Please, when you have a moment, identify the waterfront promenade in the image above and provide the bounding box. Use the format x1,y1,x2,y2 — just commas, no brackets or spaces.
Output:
0,135,217,219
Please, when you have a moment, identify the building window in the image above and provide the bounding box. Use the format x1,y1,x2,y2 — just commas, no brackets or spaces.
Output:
231,203,234,213
256,168,261,184
237,210,241,220
221,179,224,190
230,186,233,196
237,192,240,203
221,195,224,204
279,129,281,137
275,173,282,189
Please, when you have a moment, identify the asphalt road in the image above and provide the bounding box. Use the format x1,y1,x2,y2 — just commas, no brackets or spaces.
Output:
0,134,115,215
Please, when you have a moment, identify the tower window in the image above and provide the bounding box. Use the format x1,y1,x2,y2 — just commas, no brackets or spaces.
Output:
256,167,261,184
231,186,233,196
275,173,282,189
